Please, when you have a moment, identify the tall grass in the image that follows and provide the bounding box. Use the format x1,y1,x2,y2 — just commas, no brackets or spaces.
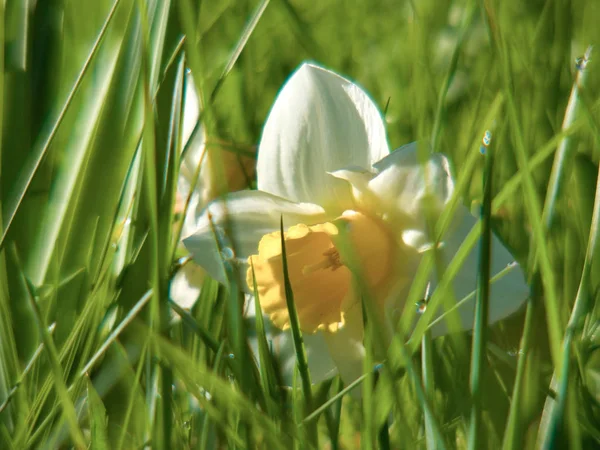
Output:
1,0,600,448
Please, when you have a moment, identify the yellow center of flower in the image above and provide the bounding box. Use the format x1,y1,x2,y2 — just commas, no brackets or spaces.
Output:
246,211,394,333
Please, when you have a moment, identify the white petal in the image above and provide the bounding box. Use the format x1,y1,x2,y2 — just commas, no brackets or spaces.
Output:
169,261,205,310
179,76,208,238
428,206,529,337
245,296,338,385
368,142,454,234
182,72,202,148
257,63,390,211
183,190,329,285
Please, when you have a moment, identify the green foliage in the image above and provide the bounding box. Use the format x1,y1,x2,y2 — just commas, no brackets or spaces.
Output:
1,0,600,448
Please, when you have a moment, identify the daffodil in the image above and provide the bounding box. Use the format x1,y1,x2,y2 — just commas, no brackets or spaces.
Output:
183,63,528,385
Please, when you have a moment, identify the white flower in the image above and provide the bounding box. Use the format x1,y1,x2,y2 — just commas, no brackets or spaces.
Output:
170,73,207,310
183,63,529,385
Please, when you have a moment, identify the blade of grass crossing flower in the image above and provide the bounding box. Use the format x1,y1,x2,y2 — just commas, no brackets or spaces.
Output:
221,255,266,407
406,222,480,352
436,93,504,237
278,217,317,447
334,223,447,448
537,117,600,450
249,262,282,417
361,317,375,450
399,97,502,352
468,131,494,450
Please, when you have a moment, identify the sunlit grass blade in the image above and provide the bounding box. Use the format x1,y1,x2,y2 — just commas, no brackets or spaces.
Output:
0,0,125,253
79,289,152,377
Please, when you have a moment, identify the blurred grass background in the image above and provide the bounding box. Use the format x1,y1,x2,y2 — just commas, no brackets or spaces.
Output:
1,0,600,448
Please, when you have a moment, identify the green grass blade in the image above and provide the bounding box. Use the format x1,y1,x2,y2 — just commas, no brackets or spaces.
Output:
86,377,110,450
499,22,562,368
421,332,438,450
468,130,494,449
541,46,592,231
22,279,86,448
0,0,125,253
278,217,317,447
430,1,476,154
249,261,282,417
210,0,271,103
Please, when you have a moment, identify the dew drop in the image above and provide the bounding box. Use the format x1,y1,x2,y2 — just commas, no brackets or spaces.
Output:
221,247,235,260
416,300,427,314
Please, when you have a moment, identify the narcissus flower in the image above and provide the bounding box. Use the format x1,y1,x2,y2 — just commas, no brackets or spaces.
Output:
183,63,528,384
